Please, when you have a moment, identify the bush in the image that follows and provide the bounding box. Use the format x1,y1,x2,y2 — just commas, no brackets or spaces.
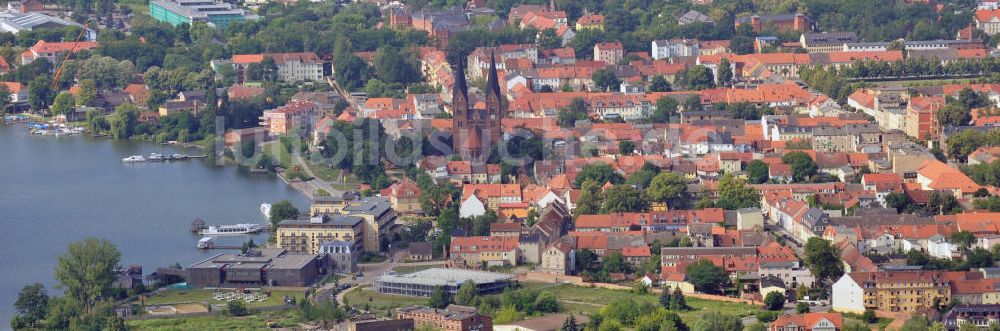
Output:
226,300,248,317
862,309,877,323
796,302,810,314
755,310,781,323
764,292,786,311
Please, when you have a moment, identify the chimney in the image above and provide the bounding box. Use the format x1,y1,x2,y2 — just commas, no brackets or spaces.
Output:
750,16,761,32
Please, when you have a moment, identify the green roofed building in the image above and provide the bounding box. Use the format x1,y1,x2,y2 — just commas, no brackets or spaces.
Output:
149,0,256,29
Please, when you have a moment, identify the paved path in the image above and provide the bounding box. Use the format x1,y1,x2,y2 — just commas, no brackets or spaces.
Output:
292,152,341,196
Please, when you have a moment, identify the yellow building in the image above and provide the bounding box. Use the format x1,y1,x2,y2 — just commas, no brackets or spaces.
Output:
343,197,397,253
276,215,363,254
832,271,951,314
310,196,349,216
575,14,605,31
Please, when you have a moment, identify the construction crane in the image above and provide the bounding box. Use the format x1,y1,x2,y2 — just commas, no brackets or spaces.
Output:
51,23,89,90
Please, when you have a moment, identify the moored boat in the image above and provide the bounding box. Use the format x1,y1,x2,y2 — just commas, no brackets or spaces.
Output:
197,237,215,249
199,223,263,236
148,153,166,161
122,155,146,163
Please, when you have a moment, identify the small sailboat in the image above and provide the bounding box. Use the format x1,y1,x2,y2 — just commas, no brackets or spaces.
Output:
261,203,272,219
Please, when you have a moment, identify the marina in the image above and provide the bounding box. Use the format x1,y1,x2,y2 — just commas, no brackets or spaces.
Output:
0,124,308,324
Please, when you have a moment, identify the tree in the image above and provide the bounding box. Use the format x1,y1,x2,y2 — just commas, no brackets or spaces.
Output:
650,75,672,92
77,79,96,106
269,200,300,232
576,249,599,272
374,46,421,85
574,163,623,187
669,286,688,311
692,311,742,331
796,302,810,313
717,58,733,86
659,286,673,308
927,191,962,215
618,140,635,155
14,283,48,327
782,151,818,182
716,174,761,210
533,291,559,313
454,280,479,306
804,237,844,282
950,231,976,252
557,97,588,127
226,300,248,316
886,192,914,213
730,36,755,55
651,96,678,123
592,69,620,92
561,314,579,331
51,91,76,116
764,292,785,311
647,172,688,207
537,28,562,49
937,103,972,128
746,160,769,184
602,251,630,274
54,238,121,311
679,65,715,90
0,83,10,113
685,259,727,294
27,76,54,112
602,185,650,213
240,239,257,254
429,285,451,308
862,309,877,323
108,104,138,140
965,248,994,268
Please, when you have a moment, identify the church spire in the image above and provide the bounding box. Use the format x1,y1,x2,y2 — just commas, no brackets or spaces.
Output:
485,49,501,100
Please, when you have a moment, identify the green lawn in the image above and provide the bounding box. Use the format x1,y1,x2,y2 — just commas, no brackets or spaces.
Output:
128,311,296,331
342,286,428,312
260,142,294,169
341,281,760,326
141,289,306,308
517,282,761,325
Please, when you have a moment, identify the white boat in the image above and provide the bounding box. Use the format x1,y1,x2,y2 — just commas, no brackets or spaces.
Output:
169,153,188,160
199,223,263,236
261,203,272,219
197,237,215,249
122,155,146,163
148,153,166,161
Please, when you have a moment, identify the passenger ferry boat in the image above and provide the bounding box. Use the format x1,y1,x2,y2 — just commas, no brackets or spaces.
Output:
199,223,263,236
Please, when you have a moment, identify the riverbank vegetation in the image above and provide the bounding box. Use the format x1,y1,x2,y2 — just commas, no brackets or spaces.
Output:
10,238,128,330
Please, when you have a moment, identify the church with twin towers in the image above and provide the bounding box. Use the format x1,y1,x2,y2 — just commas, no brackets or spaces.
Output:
451,49,506,161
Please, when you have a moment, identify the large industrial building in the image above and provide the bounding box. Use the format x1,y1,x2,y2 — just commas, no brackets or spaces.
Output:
373,268,513,297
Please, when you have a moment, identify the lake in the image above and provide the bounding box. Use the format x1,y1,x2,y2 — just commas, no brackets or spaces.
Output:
0,124,308,328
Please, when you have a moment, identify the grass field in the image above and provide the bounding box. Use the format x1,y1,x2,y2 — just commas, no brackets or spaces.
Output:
343,281,760,326
517,282,760,324
141,289,306,309
260,142,295,169
128,311,297,331
341,286,428,312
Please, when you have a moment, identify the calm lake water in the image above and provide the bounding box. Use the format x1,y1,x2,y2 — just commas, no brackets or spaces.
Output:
0,124,308,327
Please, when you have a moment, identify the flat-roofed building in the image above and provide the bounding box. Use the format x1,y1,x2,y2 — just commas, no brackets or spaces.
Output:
374,268,513,297
185,248,321,287
149,0,256,29
397,305,492,331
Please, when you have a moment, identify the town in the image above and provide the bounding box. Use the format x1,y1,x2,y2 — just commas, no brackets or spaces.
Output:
6,0,1000,330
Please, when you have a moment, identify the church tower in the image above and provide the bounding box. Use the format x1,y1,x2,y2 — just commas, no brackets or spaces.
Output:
452,50,505,160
